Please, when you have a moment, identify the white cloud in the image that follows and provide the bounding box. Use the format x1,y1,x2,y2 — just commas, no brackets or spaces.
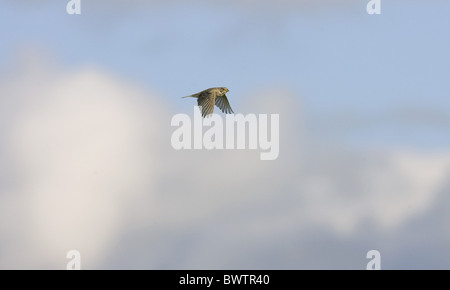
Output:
298,150,450,235
1,53,450,269
0,57,166,268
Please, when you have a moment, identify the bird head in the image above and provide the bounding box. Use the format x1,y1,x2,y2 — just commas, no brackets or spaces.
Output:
221,87,229,94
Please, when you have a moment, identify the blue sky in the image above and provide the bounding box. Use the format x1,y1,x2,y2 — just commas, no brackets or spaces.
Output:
2,1,449,149
1,1,450,269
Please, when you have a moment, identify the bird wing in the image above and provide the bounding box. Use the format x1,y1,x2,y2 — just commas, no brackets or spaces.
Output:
215,95,234,114
197,90,216,117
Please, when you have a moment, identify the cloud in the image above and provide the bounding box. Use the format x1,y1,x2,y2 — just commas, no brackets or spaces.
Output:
1,53,450,269
0,54,166,268
298,150,450,234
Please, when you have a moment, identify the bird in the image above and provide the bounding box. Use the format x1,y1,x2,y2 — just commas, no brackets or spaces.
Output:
182,87,234,118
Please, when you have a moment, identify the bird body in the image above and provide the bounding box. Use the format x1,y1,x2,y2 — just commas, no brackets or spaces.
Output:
183,87,233,118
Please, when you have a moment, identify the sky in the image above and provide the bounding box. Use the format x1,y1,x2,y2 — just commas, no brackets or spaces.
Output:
0,0,450,269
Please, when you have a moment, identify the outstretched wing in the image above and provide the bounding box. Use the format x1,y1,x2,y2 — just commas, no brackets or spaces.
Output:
215,95,234,114
197,90,216,117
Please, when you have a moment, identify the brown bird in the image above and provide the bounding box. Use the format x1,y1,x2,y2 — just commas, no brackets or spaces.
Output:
183,87,233,118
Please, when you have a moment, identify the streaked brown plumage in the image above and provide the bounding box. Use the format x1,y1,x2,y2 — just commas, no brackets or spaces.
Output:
182,87,233,118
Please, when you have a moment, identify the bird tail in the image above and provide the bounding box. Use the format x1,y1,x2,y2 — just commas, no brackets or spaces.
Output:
182,93,200,98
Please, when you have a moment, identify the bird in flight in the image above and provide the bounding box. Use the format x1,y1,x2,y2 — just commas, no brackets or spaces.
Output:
183,87,234,118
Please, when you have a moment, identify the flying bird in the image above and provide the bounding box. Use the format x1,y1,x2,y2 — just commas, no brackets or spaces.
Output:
183,87,234,118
